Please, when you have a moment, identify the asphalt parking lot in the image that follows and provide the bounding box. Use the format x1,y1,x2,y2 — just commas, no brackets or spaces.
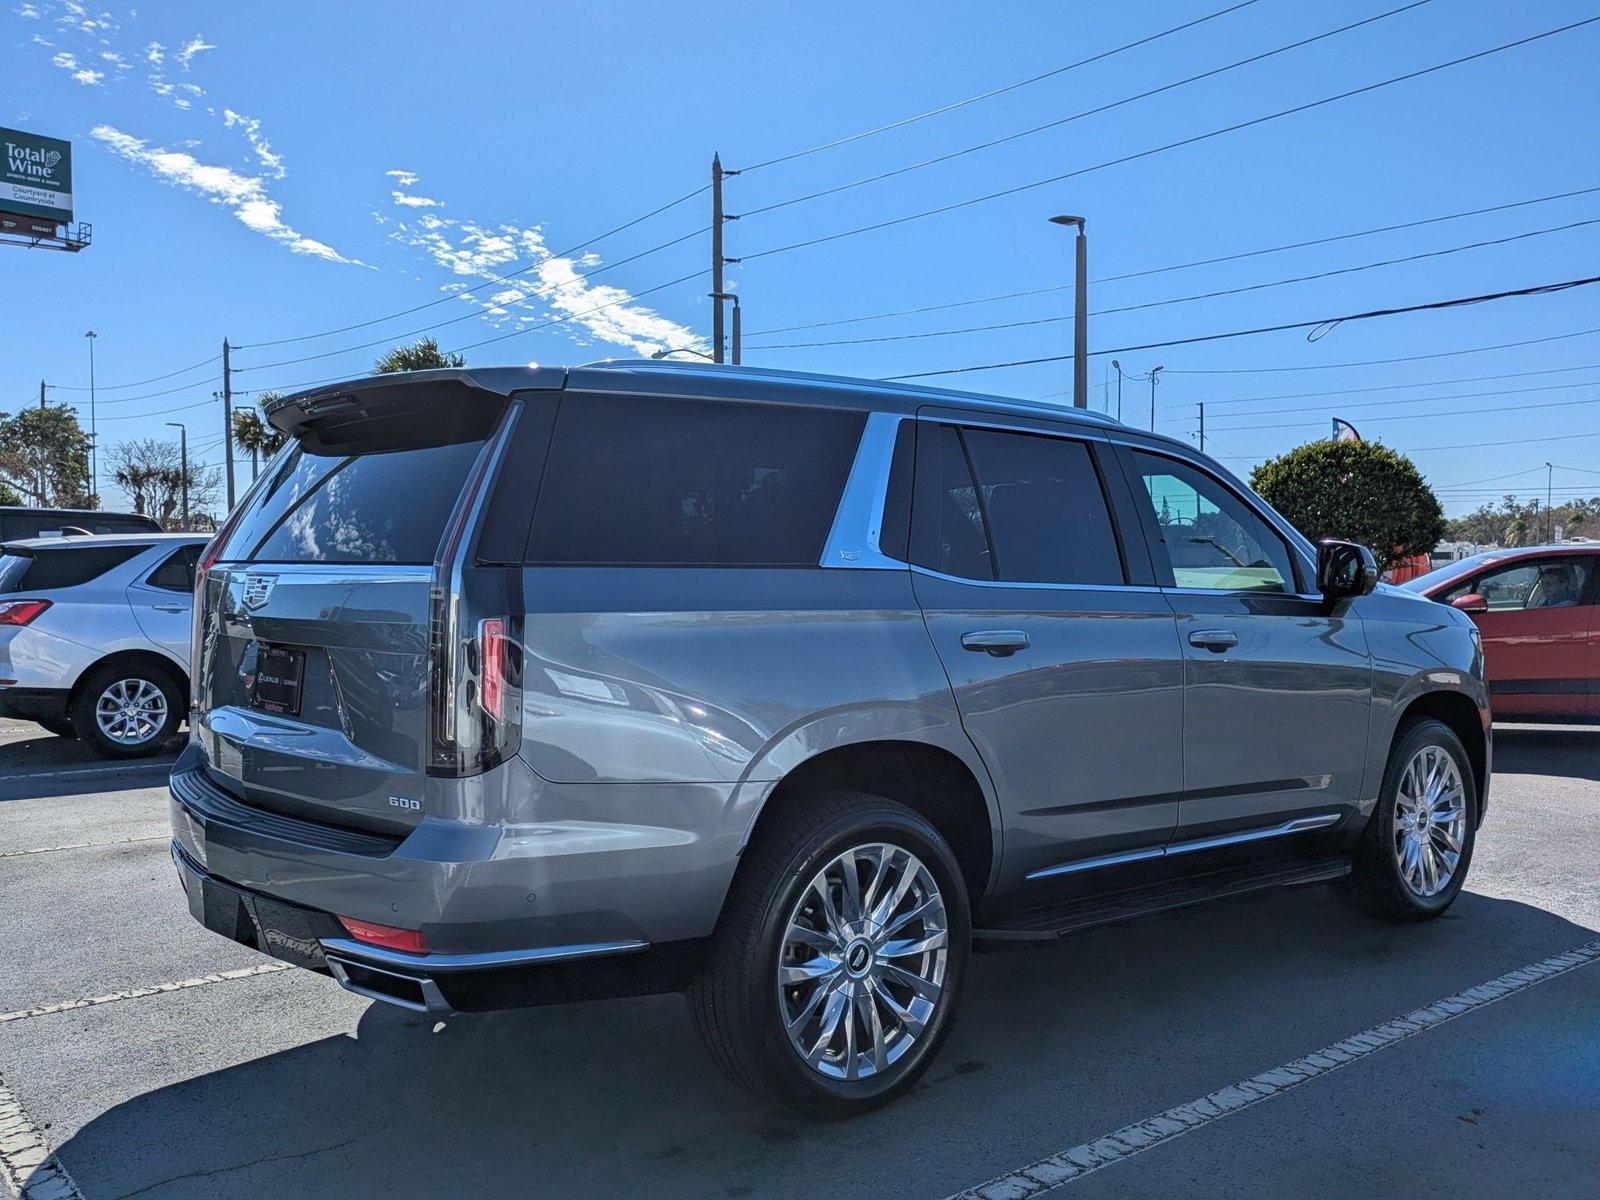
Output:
1,717,1596,1200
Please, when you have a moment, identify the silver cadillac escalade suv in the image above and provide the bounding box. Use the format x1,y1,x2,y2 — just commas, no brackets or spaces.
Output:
171,361,1489,1113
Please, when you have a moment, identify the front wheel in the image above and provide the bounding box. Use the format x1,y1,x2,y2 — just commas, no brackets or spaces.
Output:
1338,718,1478,921
689,792,971,1115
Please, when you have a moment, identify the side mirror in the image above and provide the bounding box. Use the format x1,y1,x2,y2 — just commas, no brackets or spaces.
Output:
1317,539,1378,602
1450,593,1488,614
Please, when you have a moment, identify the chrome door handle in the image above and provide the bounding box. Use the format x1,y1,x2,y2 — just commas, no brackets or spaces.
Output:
1188,629,1238,652
153,604,186,613
961,630,1029,657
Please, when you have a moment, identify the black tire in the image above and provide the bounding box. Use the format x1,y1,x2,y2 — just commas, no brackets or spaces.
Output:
36,716,76,739
688,791,971,1115
1338,718,1478,921
69,661,186,759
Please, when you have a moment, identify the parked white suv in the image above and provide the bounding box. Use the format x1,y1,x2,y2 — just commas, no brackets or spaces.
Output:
0,533,207,757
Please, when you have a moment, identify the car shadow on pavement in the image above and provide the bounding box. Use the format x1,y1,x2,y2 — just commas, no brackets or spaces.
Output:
1494,723,1600,783
33,886,1600,1200
0,724,179,802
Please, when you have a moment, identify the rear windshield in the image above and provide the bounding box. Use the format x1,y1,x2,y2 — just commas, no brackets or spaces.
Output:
0,544,148,593
1,511,161,539
217,439,486,564
526,394,866,567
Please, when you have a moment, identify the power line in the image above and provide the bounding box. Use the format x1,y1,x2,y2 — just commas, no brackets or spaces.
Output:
885,275,1600,381
734,0,1264,173
1173,361,1600,409
742,1,1431,217
1163,324,1600,374
1207,390,1600,433
236,228,708,373
747,217,1600,350
45,353,219,392
741,16,1600,264
746,185,1600,340
233,184,710,351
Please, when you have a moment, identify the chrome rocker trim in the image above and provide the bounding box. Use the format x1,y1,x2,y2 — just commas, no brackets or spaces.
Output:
1027,812,1343,882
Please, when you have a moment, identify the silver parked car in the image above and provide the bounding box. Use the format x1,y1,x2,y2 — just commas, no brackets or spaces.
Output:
172,363,1489,1113
0,533,207,756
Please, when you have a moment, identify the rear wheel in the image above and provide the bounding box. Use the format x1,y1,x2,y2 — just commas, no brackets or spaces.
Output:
70,663,186,759
1338,718,1477,921
689,792,970,1114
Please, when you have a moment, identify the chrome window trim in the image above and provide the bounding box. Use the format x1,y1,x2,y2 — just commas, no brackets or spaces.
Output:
909,563,1162,594
1025,811,1343,882
820,411,907,570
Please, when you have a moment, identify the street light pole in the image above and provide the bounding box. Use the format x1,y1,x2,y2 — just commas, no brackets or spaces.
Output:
1546,462,1554,541
1149,365,1164,432
1111,359,1124,422
166,422,189,531
1049,215,1088,408
84,330,97,504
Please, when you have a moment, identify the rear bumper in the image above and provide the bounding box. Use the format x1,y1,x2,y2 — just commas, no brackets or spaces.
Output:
0,685,70,723
169,840,678,1013
168,742,736,1008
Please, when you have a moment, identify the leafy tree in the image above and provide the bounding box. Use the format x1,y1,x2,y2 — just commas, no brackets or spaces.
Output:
233,393,287,479
1250,440,1445,572
0,403,93,508
1445,494,1596,547
0,479,21,506
108,437,222,529
374,337,465,373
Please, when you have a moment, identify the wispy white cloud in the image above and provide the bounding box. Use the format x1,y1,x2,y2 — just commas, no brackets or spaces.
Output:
91,124,365,266
221,108,283,178
16,3,42,18
145,40,162,64
174,33,214,68
50,49,104,85
380,175,705,357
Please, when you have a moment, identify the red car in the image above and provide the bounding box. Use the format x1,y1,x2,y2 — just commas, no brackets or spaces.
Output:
1404,544,1600,719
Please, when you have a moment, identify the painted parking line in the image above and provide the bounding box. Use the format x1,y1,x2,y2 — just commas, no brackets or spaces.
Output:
946,939,1600,1199
0,1069,83,1200
0,837,165,860
0,762,175,785
0,962,293,1025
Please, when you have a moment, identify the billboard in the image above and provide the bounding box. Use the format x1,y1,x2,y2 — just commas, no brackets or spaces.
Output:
1,126,73,225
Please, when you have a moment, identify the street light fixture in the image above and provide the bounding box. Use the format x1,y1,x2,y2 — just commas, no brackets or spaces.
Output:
165,421,189,530
1148,365,1164,432
1048,215,1088,409
650,347,715,361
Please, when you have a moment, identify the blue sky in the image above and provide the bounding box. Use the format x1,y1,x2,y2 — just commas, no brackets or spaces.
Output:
5,0,1599,517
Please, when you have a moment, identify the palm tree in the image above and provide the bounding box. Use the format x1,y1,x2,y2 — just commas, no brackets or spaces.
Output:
232,394,286,481
374,337,465,373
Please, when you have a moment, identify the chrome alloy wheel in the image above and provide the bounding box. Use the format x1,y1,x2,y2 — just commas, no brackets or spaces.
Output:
1392,744,1466,898
777,842,949,1081
94,677,168,746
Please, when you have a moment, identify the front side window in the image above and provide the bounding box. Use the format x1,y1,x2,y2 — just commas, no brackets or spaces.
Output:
1472,558,1594,611
1130,451,1295,593
527,394,865,567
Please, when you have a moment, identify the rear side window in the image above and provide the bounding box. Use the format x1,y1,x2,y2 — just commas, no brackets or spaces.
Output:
0,544,147,592
909,425,993,579
961,429,1124,585
217,439,486,564
147,544,202,592
527,395,866,566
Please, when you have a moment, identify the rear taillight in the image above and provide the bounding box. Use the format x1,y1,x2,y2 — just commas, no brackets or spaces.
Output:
0,599,51,626
479,617,507,721
338,916,428,955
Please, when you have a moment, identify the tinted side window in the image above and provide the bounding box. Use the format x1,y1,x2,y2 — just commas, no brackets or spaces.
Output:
910,425,992,579
0,544,147,592
1129,451,1295,593
961,429,1124,585
1474,558,1595,611
148,544,201,592
527,395,866,566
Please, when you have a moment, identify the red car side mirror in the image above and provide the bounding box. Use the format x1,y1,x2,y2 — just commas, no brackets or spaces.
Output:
1450,593,1488,614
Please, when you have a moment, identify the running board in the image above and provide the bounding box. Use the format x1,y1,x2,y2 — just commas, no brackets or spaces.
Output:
974,858,1352,942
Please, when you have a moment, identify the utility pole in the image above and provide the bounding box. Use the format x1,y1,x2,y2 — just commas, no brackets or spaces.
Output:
711,291,742,364
1149,365,1164,432
1049,215,1088,407
1545,462,1554,541
166,421,189,531
84,330,97,504
37,379,46,504
710,155,740,364
221,338,236,510
1198,402,1205,452
1111,360,1124,422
